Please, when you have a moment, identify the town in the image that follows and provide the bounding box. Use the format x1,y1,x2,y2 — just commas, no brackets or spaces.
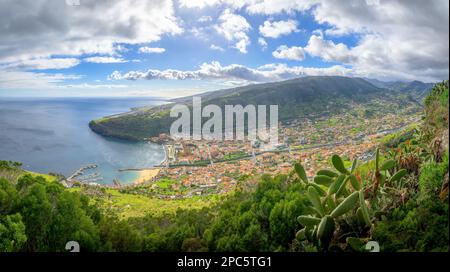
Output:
119,102,421,199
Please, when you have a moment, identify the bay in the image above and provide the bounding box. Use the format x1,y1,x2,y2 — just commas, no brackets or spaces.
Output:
0,97,166,185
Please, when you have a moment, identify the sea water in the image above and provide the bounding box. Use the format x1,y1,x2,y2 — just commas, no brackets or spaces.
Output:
0,97,166,185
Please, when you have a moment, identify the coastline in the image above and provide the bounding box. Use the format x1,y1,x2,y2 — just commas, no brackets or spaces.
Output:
160,144,169,167
134,169,160,185
131,143,167,185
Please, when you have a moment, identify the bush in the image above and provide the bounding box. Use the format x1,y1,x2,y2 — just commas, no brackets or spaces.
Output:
419,153,448,197
373,195,449,252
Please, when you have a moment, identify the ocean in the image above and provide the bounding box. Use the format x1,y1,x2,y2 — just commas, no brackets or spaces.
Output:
0,97,166,185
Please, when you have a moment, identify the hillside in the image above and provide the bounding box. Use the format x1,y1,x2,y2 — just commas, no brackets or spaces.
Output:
89,76,430,141
1,81,447,252
365,78,434,100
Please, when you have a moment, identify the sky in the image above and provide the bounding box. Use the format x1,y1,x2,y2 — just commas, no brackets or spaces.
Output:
0,0,448,98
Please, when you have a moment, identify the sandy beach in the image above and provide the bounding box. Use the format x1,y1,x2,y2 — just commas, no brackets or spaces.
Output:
134,169,160,185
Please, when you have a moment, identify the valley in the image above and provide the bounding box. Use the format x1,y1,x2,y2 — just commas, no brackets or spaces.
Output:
84,77,427,204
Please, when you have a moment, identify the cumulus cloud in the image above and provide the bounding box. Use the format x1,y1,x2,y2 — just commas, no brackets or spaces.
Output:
214,9,251,53
304,35,354,63
198,16,213,23
84,57,128,64
0,70,81,89
310,0,449,66
0,0,183,89
273,45,305,61
109,61,352,83
60,83,129,89
179,0,449,81
178,0,314,15
179,0,220,8
138,47,166,54
245,0,316,15
210,44,225,51
1,0,448,91
179,0,245,9
282,0,449,81
303,33,447,82
0,0,181,63
258,38,268,50
2,58,80,70
259,19,299,38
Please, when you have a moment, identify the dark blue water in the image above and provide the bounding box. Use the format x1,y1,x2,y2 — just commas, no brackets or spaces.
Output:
0,97,166,184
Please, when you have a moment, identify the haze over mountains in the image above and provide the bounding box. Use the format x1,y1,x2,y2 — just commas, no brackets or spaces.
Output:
365,78,434,100
89,76,434,141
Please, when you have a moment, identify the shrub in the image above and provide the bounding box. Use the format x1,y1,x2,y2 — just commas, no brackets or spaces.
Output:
419,154,448,197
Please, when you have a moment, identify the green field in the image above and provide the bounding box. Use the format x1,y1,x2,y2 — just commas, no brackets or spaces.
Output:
71,187,218,219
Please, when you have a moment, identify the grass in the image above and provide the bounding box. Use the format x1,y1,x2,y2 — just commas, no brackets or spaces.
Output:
380,123,419,147
25,171,58,183
155,178,178,189
222,151,248,160
83,188,217,219
2,167,213,219
0,167,57,184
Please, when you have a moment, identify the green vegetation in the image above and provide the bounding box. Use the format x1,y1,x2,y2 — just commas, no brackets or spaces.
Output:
423,80,449,142
372,152,448,252
222,151,248,160
89,76,427,141
292,149,410,251
102,188,215,218
0,80,446,252
204,174,309,251
0,160,57,183
71,186,216,219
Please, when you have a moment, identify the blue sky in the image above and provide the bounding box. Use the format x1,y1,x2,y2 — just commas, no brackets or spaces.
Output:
0,0,448,97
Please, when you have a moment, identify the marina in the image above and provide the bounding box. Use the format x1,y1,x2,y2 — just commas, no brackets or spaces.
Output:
67,164,98,182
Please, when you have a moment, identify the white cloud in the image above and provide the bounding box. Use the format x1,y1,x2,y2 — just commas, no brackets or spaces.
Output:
179,0,245,9
109,61,352,83
272,45,305,61
0,0,183,89
0,0,182,62
178,0,449,81
210,44,225,51
257,1,449,81
304,35,354,63
84,56,128,64
178,0,314,15
258,38,268,50
1,0,447,90
138,47,166,54
302,33,447,82
60,83,129,89
234,39,250,54
214,9,251,54
245,0,316,15
198,16,213,23
2,58,80,70
259,19,299,38
0,70,81,89
0,0,182,65
179,0,220,8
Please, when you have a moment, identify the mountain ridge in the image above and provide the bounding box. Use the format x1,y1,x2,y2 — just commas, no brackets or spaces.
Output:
89,76,432,141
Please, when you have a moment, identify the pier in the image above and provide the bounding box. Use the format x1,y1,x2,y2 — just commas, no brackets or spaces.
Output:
67,164,98,182
113,179,122,188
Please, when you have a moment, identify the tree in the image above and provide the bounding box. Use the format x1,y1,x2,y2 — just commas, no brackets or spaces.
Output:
99,217,142,252
0,178,19,214
0,213,27,252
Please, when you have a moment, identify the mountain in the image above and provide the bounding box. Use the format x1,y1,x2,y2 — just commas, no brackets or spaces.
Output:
365,78,434,100
89,76,422,141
